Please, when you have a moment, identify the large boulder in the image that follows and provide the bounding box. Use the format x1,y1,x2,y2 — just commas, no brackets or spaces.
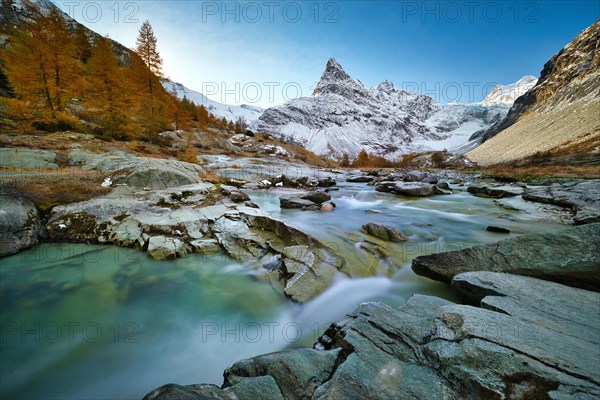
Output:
375,181,436,197
279,196,317,209
0,194,42,257
299,191,331,204
523,180,600,224
412,223,600,291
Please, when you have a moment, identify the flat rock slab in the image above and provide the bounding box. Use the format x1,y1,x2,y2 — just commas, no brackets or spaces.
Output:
523,180,600,225
0,148,58,169
468,183,524,198
412,223,600,291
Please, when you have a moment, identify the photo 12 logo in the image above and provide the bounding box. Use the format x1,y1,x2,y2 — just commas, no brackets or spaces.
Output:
400,1,540,24
1,322,140,344
56,1,140,24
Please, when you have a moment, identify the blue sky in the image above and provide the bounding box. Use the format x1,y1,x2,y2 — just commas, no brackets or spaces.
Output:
54,1,599,107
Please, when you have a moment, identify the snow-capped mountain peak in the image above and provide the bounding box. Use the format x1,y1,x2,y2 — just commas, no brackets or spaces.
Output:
482,75,538,105
312,58,366,97
255,59,530,159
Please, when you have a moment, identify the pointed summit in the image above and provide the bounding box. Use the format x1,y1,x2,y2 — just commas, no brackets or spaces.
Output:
312,58,366,97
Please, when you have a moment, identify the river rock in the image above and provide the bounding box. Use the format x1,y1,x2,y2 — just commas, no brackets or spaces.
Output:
299,191,331,204
279,196,316,209
219,185,250,203
412,223,600,291
434,181,452,195
320,202,335,212
147,236,186,260
485,225,511,233
467,183,524,198
346,175,375,183
362,223,407,242
375,181,436,197
0,194,42,257
523,180,600,224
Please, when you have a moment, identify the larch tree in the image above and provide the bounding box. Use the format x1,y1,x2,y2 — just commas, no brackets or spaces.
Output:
87,36,129,137
3,7,80,112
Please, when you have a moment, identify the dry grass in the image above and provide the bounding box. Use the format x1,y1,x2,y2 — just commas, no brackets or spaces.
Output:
0,167,112,213
476,165,600,181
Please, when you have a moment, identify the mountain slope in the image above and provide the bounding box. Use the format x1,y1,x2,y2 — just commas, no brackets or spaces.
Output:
467,20,600,165
163,81,263,123
254,59,528,160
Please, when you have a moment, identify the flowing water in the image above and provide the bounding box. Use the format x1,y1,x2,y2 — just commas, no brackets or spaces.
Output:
0,181,568,399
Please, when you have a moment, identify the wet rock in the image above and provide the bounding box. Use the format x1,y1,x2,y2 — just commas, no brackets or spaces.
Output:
318,176,337,187
279,196,316,209
346,175,375,183
224,348,342,400
320,202,335,212
220,185,250,203
376,181,436,196
147,236,186,260
467,183,523,198
244,201,260,209
190,239,221,254
485,225,510,233
299,191,331,204
523,180,600,224
0,194,42,257
362,223,407,242
412,223,600,291
434,181,453,195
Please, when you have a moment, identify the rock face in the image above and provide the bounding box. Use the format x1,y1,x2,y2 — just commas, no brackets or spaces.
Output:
145,272,600,400
362,223,407,242
522,180,600,224
467,20,600,164
412,223,600,291
254,58,516,159
0,194,42,257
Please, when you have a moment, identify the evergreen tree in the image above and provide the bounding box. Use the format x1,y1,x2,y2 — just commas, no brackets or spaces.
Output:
135,21,162,76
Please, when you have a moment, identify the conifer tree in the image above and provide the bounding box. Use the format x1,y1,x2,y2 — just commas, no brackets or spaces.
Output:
3,7,80,112
87,36,128,137
135,21,162,76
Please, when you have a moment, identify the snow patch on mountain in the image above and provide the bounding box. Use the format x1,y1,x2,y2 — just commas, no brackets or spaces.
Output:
481,75,538,105
163,81,263,123
255,58,532,159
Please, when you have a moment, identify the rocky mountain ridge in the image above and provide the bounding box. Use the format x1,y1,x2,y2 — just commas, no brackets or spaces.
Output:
467,19,600,165
254,58,535,159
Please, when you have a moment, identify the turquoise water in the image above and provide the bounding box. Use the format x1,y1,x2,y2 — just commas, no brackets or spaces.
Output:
0,182,569,399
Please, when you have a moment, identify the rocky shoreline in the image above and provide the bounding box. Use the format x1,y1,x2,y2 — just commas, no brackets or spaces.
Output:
144,223,600,400
2,149,600,399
